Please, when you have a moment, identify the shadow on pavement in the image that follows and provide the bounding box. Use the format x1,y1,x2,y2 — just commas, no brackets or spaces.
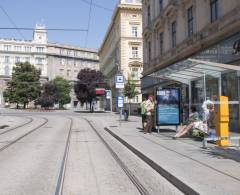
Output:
203,147,240,163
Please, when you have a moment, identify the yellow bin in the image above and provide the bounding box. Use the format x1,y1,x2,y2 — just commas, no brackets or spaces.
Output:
216,96,229,147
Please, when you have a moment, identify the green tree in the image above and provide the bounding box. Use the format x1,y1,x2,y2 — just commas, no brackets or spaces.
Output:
74,68,106,112
35,82,58,109
51,76,71,109
3,62,41,109
124,78,138,116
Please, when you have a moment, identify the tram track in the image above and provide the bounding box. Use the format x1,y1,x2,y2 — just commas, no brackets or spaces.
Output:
0,116,33,136
55,117,73,195
0,117,48,153
84,118,151,195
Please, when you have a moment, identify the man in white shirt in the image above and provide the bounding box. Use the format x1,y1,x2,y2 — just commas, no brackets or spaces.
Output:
144,95,155,133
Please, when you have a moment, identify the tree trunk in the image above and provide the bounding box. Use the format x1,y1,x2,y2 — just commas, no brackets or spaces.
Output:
17,103,19,109
128,99,131,117
23,103,26,109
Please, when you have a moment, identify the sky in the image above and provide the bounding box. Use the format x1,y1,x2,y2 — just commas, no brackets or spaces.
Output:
0,0,119,49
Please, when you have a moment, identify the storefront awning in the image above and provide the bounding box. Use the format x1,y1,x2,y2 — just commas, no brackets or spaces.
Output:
150,59,240,85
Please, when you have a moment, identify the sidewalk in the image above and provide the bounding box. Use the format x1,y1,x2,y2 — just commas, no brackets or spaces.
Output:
104,114,240,195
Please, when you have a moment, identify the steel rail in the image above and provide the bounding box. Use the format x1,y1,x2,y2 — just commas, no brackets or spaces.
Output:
0,116,33,136
85,118,150,195
55,118,73,195
0,117,48,153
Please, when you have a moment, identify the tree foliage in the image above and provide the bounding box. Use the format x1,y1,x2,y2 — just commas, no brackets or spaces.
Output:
124,78,138,116
35,82,58,108
124,79,138,100
3,62,41,108
74,69,105,111
50,76,71,108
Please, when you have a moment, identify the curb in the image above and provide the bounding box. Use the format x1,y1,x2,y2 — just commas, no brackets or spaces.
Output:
104,127,200,195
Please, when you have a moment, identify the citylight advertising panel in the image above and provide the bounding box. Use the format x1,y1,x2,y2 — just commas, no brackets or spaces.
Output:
156,88,181,126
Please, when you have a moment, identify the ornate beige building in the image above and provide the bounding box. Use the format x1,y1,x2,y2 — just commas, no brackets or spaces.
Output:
142,0,240,131
99,0,143,111
0,24,99,107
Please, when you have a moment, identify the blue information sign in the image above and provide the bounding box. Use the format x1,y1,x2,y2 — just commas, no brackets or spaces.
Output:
117,96,124,108
156,88,181,126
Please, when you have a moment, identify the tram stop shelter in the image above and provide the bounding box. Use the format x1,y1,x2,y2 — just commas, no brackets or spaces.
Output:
150,58,240,132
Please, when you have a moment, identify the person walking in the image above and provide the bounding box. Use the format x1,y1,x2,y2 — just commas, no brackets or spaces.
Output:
144,95,155,133
140,97,147,130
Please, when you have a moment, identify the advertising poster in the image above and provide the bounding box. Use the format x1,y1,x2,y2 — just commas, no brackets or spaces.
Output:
156,88,181,126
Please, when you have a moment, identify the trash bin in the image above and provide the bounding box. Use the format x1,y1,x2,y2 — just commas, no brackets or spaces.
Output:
124,109,129,121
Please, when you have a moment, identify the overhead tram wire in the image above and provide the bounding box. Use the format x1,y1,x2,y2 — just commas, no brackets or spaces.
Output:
85,0,93,47
80,0,113,12
0,4,25,39
0,27,88,32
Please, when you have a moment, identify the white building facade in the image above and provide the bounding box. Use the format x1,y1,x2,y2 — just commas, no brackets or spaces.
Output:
0,24,99,107
99,0,143,112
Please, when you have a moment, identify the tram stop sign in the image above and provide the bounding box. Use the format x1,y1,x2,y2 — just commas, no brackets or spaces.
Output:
115,74,124,89
117,96,124,108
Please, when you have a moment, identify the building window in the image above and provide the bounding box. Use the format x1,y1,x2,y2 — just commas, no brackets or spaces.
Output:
210,0,218,23
67,50,72,56
132,26,138,37
132,47,139,58
25,57,30,62
36,47,44,53
15,56,20,63
4,65,10,75
147,5,151,26
14,45,22,52
36,57,43,65
4,45,11,51
148,41,151,62
74,51,78,57
67,70,71,77
159,32,164,55
187,6,194,37
131,67,139,80
159,0,163,12
4,56,10,63
171,21,177,48
25,46,32,52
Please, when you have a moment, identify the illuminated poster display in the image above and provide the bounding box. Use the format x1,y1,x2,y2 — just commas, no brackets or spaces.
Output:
156,88,181,126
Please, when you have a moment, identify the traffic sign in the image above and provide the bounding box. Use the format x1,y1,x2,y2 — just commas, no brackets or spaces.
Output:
115,74,124,89
117,96,124,108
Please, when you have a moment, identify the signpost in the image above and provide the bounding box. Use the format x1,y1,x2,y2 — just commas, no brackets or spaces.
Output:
105,90,112,112
115,73,124,123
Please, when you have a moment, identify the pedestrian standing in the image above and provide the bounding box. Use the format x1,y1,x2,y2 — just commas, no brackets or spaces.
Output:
144,95,155,133
140,97,147,130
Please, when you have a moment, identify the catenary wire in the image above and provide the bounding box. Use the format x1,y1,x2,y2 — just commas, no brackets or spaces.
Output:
80,0,113,12
84,0,93,47
0,4,25,39
0,27,88,31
